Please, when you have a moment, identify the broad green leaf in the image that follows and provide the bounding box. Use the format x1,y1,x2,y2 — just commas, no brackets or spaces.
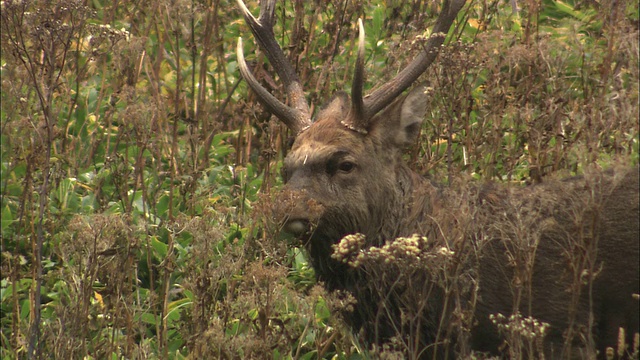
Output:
1,204,14,233
150,236,168,259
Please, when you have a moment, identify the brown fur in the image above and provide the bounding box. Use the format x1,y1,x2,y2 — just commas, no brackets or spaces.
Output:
276,89,640,358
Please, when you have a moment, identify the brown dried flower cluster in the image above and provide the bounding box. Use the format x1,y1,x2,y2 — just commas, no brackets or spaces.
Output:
332,233,456,269
490,312,550,341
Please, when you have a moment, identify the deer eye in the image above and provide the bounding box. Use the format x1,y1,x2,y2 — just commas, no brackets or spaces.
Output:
338,161,355,173
326,151,354,175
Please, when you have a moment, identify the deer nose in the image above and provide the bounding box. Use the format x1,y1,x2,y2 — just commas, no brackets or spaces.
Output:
284,219,310,236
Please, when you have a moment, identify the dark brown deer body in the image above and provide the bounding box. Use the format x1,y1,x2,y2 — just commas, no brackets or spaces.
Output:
236,0,639,358
281,94,640,359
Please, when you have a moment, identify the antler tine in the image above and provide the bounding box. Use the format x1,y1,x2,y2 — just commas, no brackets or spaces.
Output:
236,0,311,134
237,38,308,133
363,0,466,119
348,19,367,133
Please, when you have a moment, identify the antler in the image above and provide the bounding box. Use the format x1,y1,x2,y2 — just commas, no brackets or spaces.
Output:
236,0,312,134
348,0,467,130
347,19,367,133
237,0,466,134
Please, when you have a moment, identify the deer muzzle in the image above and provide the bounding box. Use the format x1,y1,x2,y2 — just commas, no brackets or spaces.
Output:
274,188,325,238
283,218,311,236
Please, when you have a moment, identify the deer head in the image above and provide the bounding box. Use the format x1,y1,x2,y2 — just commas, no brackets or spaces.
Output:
236,0,466,278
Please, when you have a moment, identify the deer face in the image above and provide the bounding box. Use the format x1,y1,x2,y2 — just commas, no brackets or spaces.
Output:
279,86,428,245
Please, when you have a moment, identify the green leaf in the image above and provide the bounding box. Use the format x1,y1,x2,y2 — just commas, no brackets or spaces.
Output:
156,194,170,218
81,193,97,213
20,299,30,320
372,5,384,36
315,297,331,325
150,236,168,259
131,191,146,214
1,204,14,233
140,312,159,326
166,296,191,323
297,351,317,360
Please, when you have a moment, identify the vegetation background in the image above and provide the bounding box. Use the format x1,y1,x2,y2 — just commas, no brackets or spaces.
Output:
1,0,637,358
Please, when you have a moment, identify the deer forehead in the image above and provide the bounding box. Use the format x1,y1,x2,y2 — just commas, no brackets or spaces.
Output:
287,138,360,165
287,125,367,163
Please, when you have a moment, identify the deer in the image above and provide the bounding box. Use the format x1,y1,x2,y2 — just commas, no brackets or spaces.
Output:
235,0,640,358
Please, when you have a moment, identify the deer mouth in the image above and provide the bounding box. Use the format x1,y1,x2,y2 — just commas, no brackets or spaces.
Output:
283,218,312,237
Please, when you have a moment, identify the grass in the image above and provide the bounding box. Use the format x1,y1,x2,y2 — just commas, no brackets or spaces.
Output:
1,0,638,358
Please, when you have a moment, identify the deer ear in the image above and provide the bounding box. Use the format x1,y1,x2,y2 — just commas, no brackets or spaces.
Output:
371,84,428,148
398,84,428,145
315,92,349,121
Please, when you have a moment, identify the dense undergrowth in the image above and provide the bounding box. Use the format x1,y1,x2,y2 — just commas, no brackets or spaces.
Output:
1,0,638,359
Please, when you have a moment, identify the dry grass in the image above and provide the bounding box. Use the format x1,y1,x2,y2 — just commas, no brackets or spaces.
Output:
1,0,637,359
